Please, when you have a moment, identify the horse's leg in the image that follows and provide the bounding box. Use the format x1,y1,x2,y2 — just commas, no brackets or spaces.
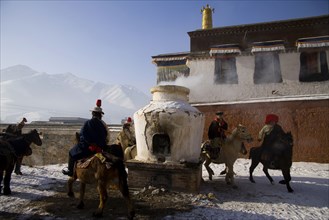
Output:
204,158,214,181
280,168,293,193
67,176,76,198
0,170,3,194
220,167,227,175
249,158,259,183
225,164,237,189
77,182,86,209
3,166,14,195
93,181,107,217
263,166,274,184
118,169,135,219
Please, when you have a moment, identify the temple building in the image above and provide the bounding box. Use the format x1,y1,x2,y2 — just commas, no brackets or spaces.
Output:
152,5,329,163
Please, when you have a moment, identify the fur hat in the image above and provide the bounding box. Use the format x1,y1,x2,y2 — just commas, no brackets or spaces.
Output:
91,99,104,114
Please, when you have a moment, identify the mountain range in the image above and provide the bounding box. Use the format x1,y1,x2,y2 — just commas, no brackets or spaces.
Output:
0,65,151,124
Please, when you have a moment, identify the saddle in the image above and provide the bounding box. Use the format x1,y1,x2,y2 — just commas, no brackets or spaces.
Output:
76,152,120,170
202,142,221,160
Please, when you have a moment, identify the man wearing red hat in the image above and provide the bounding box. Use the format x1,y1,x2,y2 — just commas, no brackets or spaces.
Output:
206,111,228,159
62,99,110,176
258,114,284,144
116,117,136,158
258,114,285,165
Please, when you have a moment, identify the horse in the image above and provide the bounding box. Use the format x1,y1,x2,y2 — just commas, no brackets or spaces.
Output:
201,124,253,189
0,129,43,195
2,121,28,175
124,145,137,161
67,138,134,219
249,131,294,193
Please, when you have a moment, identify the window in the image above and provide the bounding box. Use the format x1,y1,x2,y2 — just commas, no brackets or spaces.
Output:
253,52,282,84
154,59,190,84
299,51,329,82
214,57,238,84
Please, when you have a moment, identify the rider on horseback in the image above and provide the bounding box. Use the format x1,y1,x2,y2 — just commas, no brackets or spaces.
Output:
62,99,110,177
258,114,285,167
206,111,228,159
3,117,27,175
116,117,136,152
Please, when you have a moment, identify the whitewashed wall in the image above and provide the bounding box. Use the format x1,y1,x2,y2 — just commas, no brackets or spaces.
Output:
185,51,329,103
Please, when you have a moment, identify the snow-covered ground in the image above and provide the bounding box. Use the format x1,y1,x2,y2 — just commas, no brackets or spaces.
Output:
0,159,328,219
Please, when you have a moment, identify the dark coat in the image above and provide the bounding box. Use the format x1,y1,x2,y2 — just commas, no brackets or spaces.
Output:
262,124,285,149
69,117,108,159
208,119,228,140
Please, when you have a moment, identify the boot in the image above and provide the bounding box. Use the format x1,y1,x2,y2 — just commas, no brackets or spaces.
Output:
62,156,74,176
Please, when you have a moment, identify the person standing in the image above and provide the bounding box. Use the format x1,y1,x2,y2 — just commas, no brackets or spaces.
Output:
62,99,109,176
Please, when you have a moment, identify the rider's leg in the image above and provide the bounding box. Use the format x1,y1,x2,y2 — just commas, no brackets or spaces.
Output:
62,154,75,176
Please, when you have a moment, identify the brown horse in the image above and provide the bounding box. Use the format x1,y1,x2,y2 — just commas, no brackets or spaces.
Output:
0,129,42,195
201,124,253,189
67,143,134,219
249,131,294,193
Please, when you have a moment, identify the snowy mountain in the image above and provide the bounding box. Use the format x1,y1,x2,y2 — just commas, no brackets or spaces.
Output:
0,65,151,124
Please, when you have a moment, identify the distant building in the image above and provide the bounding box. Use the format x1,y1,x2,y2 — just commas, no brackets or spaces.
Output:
48,117,89,124
152,8,329,162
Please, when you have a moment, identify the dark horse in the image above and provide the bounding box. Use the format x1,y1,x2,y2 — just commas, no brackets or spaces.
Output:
249,131,294,192
0,129,43,195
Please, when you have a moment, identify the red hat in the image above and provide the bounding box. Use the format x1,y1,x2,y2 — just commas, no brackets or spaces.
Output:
265,114,279,124
126,117,132,123
96,99,102,107
91,99,104,114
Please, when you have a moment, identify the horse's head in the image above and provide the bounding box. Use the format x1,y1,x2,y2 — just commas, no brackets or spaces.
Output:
234,124,253,143
27,129,43,146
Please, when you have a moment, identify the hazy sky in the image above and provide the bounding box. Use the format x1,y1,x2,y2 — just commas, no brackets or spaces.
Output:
1,0,328,94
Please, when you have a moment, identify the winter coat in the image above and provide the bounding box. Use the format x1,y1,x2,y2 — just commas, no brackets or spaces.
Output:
116,125,136,152
69,117,108,159
208,118,228,140
261,124,285,149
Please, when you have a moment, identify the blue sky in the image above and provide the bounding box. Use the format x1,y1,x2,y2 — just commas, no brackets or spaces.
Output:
1,0,328,94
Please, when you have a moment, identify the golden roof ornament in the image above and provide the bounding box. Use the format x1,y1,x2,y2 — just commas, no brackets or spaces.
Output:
201,4,214,29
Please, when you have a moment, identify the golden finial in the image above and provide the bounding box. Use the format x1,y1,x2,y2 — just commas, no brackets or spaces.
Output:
201,4,214,29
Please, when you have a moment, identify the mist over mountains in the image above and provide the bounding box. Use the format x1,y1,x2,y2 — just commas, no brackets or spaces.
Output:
0,65,151,124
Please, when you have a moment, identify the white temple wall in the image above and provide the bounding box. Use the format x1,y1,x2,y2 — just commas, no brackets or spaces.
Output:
186,51,329,103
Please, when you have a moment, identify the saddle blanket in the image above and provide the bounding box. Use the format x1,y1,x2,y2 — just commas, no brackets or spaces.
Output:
76,153,106,169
